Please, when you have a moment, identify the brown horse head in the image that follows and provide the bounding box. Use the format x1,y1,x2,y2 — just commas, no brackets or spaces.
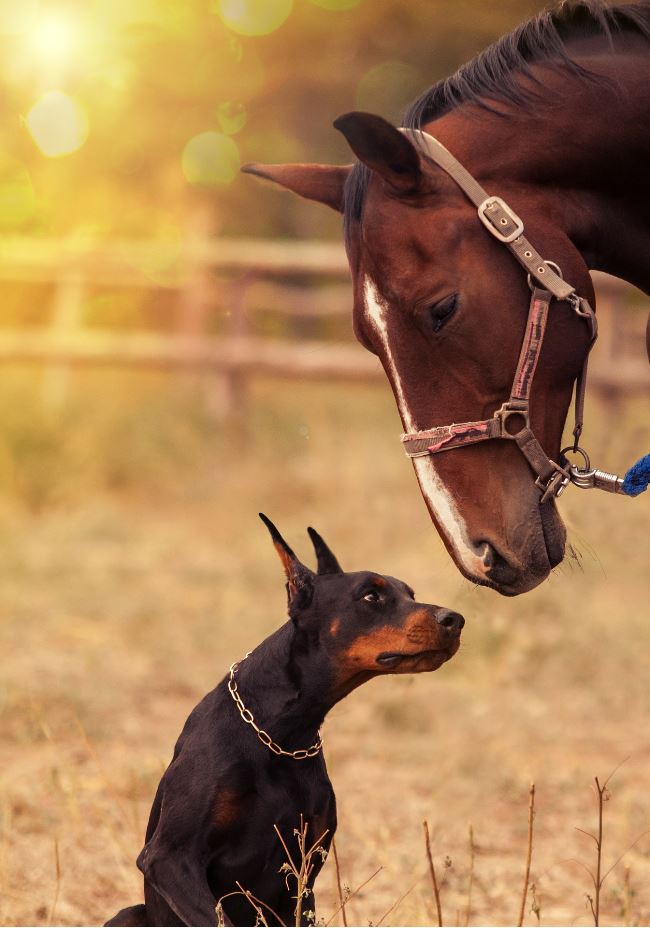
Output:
243,4,650,594
244,125,591,595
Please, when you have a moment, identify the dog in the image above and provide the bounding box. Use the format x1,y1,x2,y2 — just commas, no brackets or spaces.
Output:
106,515,464,926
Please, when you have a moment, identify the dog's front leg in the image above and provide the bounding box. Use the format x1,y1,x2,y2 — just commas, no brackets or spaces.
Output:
138,849,222,927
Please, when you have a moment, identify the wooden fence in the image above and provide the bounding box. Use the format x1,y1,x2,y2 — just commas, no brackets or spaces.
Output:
0,237,646,416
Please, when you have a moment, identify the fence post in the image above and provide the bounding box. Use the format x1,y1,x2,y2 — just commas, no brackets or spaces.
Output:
43,266,85,410
203,270,252,422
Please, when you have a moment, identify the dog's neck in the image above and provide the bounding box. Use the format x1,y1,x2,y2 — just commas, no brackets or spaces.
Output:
227,622,333,752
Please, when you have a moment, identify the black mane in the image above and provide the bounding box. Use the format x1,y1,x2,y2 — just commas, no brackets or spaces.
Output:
343,0,650,233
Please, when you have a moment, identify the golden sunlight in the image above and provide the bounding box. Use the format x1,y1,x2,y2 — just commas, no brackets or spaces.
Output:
181,131,240,186
25,91,89,157
216,101,247,136
28,12,79,61
216,0,293,37
0,156,36,225
308,0,362,9
0,0,40,35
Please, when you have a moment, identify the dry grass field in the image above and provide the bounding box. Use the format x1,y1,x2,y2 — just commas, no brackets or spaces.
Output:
0,374,648,926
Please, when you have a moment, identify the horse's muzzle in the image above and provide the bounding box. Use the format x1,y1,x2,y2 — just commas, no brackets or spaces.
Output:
472,503,566,595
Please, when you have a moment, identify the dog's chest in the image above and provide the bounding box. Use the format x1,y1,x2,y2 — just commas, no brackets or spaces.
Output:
210,759,336,884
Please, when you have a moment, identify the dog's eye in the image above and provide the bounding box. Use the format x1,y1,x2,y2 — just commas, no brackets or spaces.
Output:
363,591,380,603
430,294,457,332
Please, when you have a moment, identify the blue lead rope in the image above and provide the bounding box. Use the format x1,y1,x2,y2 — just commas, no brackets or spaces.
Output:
622,454,650,497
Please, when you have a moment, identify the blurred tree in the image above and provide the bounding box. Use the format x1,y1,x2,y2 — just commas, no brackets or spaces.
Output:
0,0,543,241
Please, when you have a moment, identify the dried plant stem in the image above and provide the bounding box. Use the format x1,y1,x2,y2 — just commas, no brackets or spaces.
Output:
217,884,285,927
578,775,607,926
593,777,604,926
331,838,348,927
517,783,536,927
234,882,272,927
375,880,418,926
47,839,61,927
274,817,328,927
324,866,383,927
573,760,634,927
423,820,443,927
622,866,631,926
570,798,650,928
464,824,475,927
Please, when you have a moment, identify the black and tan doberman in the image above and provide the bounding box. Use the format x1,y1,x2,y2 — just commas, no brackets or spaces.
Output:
106,515,464,927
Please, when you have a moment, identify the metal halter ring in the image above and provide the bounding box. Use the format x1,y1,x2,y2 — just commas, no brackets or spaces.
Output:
560,445,591,472
527,260,563,292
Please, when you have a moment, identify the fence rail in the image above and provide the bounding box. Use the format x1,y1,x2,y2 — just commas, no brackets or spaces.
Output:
0,237,646,415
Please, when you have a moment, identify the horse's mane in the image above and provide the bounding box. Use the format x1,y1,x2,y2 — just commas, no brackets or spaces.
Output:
343,0,650,232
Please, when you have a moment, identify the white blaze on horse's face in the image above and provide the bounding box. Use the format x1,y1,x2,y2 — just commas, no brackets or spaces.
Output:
362,276,487,580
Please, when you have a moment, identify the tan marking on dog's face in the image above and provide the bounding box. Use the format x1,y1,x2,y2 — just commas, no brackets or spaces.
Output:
336,608,455,684
341,625,416,668
329,618,341,636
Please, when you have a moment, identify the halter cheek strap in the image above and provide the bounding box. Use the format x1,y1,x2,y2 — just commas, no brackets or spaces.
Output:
396,127,631,501
402,287,575,501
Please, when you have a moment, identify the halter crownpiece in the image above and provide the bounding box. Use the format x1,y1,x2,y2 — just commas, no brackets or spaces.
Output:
398,127,647,500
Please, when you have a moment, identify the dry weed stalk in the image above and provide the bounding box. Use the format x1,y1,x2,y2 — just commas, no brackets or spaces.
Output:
47,838,61,927
621,865,632,926
516,783,536,927
570,760,649,927
529,882,541,923
423,820,443,927
0,799,11,926
374,878,419,927
331,838,348,927
72,713,140,863
274,816,329,927
464,824,475,927
216,882,285,926
324,865,383,927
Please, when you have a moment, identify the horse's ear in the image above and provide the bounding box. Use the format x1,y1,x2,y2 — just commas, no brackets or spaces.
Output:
259,513,315,617
241,163,350,212
307,527,343,575
333,111,422,194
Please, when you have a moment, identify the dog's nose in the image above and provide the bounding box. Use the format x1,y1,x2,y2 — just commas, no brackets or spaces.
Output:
435,609,465,633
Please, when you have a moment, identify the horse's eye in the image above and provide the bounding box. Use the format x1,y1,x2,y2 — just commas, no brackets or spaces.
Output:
430,294,457,332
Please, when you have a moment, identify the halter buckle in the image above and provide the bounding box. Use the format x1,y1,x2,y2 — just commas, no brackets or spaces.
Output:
536,466,571,502
477,197,524,243
494,400,529,437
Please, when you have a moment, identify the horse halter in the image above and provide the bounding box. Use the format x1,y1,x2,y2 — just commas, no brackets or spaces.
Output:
398,127,627,501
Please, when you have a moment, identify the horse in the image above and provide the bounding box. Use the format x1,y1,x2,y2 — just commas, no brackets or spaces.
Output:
243,0,650,596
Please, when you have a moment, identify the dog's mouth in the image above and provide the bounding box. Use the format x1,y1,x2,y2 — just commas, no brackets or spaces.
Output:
376,648,451,670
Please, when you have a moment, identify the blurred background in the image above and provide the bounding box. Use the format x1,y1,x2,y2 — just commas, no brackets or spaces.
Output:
0,0,648,925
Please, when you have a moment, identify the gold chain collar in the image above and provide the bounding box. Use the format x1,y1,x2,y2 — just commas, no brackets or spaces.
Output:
227,652,323,761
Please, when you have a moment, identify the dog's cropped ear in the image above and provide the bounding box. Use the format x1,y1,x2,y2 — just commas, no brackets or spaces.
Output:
260,513,315,616
307,526,343,575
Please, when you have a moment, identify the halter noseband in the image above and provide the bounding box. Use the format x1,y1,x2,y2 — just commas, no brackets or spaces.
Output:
398,127,629,500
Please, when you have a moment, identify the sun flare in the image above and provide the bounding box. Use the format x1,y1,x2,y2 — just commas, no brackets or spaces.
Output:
25,90,89,157
28,13,79,61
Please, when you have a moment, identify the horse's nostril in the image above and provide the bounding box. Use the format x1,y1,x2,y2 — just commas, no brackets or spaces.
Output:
477,540,519,585
436,609,465,632
479,541,496,569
